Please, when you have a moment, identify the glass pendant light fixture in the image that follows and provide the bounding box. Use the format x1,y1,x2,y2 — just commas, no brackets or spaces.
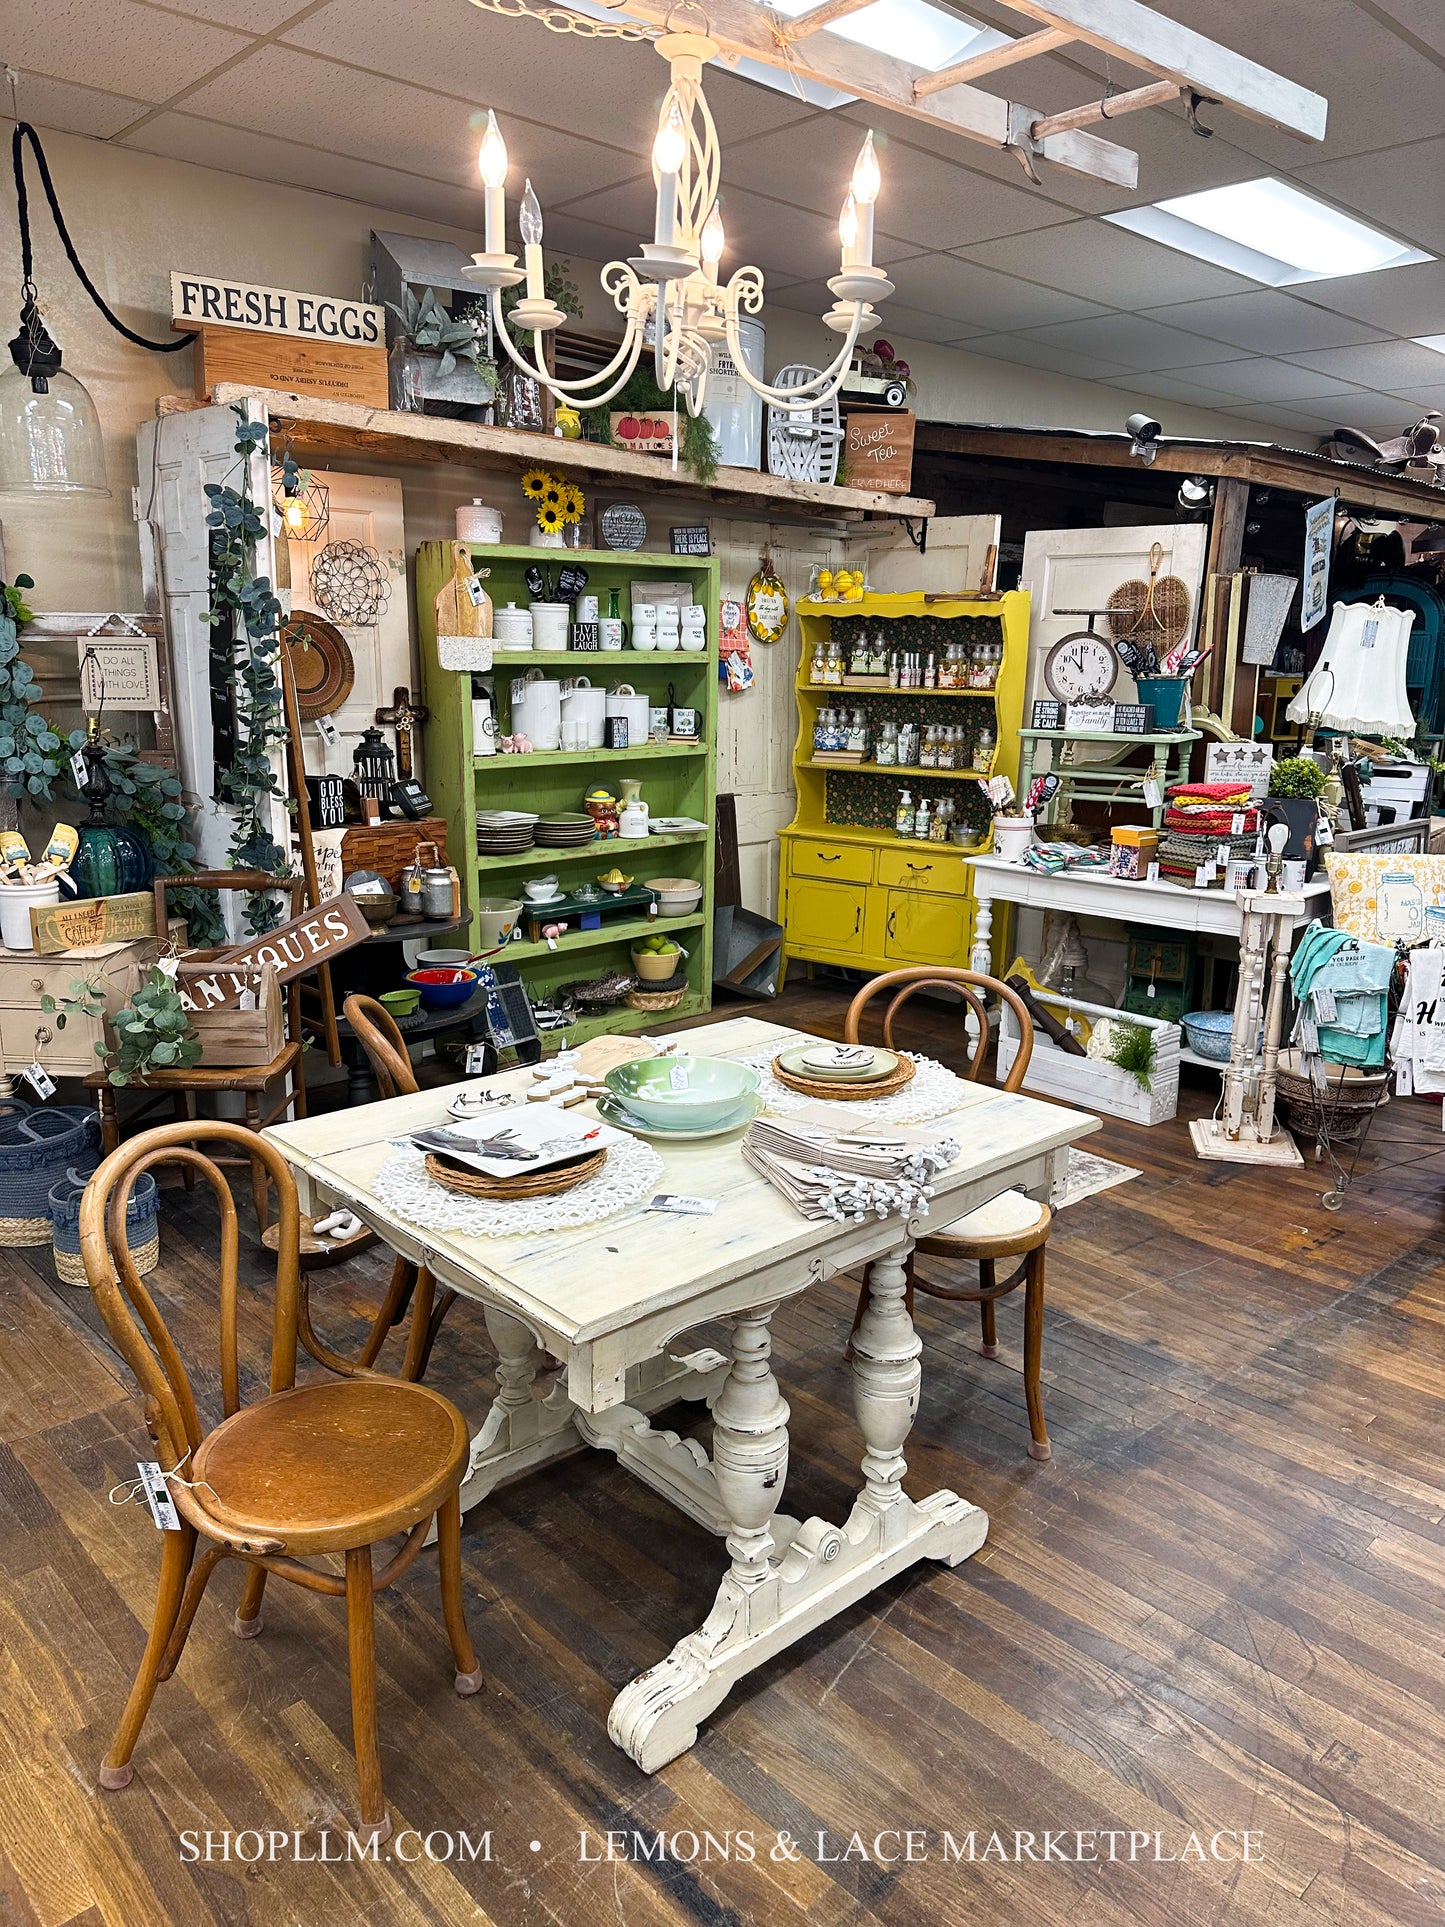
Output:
0,121,193,499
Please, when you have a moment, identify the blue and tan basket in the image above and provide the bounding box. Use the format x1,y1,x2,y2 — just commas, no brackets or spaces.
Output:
49,1165,159,1288
0,1101,100,1247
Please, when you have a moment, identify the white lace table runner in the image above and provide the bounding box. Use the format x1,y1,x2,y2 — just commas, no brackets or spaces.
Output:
371,1136,665,1237
739,1051,970,1125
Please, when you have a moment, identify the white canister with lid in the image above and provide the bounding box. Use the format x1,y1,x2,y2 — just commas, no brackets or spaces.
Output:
456,499,503,543
605,683,651,745
512,671,562,750
492,601,533,649
560,675,607,748
529,602,570,650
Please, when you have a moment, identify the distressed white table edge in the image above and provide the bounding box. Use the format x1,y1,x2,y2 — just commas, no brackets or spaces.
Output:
265,1015,1100,1772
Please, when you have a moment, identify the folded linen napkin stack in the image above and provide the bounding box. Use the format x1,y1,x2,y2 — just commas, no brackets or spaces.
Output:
1160,779,1259,884
742,1102,960,1223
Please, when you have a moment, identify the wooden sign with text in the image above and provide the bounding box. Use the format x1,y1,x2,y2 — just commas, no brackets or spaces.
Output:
32,892,156,956
171,272,385,345
191,325,388,408
179,894,371,1011
842,411,915,494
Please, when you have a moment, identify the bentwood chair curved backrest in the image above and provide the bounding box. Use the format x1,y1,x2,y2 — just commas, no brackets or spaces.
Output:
842,967,1057,1463
81,1120,483,1842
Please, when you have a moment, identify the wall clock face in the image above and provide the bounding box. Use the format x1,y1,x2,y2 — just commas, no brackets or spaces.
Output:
1043,629,1117,702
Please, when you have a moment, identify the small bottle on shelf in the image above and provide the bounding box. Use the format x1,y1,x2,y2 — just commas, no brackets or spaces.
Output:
915,795,932,841
895,788,915,837
849,635,869,677
846,706,870,755
975,722,995,769
869,632,888,677
919,725,938,769
924,649,937,690
937,646,956,691
826,643,843,686
930,797,952,842
898,721,919,766
875,720,898,766
809,644,826,685
887,649,900,688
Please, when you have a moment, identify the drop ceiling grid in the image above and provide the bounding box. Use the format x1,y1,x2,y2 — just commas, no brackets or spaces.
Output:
1,0,1440,433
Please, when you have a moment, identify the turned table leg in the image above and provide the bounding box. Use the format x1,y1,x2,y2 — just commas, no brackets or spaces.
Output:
710,1306,790,1590
970,887,995,975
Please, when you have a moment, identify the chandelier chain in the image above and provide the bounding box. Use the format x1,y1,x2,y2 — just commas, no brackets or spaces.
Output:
467,0,653,40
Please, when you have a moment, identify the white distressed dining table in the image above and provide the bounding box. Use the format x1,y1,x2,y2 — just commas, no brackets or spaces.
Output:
263,1015,1099,1772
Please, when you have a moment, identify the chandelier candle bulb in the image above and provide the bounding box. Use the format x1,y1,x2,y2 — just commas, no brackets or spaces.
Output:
653,102,686,252
520,179,545,301
478,110,508,253
851,131,880,269
839,191,860,270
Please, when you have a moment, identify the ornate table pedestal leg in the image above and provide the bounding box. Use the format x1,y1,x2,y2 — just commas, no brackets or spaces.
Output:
608,1251,988,1774
971,886,995,975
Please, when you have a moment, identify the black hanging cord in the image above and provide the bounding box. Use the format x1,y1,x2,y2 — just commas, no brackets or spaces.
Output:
12,121,194,353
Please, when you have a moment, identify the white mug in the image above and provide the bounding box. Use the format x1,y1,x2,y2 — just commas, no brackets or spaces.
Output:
633,624,658,652
632,602,657,624
1280,858,1307,891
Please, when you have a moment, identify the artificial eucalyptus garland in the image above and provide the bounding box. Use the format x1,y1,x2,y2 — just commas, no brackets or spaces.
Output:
201,406,291,932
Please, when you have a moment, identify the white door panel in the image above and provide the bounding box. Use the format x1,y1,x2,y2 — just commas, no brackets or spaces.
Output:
864,513,1001,595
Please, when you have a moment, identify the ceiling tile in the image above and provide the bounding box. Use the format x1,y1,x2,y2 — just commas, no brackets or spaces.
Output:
168,0,311,28
1014,314,1254,372
1284,340,1445,388
766,290,968,344
718,116,1074,249
1135,291,1390,355
1292,258,1445,335
1174,359,1374,403
1109,370,1257,408
1,69,146,140
950,333,1135,382
1380,379,1445,413
1258,392,1429,433
1293,137,1445,255
1359,0,1445,57
886,253,1108,331
959,220,1257,305
172,45,644,208
121,111,487,233
0,0,252,103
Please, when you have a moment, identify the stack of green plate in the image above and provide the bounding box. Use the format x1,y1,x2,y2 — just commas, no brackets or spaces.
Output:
775,1043,900,1083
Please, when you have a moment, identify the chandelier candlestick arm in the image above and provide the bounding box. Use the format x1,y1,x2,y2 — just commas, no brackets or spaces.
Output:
722,298,866,410
486,283,652,406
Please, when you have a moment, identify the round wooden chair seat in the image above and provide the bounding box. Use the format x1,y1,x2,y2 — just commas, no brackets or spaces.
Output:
191,1377,471,1554
918,1188,1052,1262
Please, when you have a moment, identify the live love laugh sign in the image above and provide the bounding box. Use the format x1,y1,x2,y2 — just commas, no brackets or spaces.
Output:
171,272,384,346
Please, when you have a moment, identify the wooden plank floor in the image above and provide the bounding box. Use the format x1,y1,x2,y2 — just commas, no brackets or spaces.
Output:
1,981,1441,1927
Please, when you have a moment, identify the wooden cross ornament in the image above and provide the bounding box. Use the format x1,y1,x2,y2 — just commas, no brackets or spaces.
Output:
375,688,429,780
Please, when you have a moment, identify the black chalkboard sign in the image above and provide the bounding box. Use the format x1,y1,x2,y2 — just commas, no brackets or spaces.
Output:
600,503,647,551
1113,703,1151,734
670,525,712,556
1031,699,1062,730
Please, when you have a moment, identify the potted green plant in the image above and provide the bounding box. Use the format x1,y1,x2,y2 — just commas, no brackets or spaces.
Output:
101,967,202,1087
1268,755,1327,800
386,287,498,412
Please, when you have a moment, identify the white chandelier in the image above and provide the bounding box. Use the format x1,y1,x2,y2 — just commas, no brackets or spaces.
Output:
463,30,893,419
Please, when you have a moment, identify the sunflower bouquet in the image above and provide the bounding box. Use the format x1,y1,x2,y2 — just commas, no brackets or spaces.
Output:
520,467,585,537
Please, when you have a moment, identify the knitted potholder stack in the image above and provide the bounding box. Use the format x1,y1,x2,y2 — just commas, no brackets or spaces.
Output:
1159,781,1259,885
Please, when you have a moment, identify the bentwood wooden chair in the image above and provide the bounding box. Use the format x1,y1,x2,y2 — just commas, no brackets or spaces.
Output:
83,1120,483,1842
317,994,459,1383
85,871,309,1235
843,966,1056,1461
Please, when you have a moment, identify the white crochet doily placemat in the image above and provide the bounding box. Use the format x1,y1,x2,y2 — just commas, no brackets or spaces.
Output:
371,1136,665,1237
739,1051,970,1125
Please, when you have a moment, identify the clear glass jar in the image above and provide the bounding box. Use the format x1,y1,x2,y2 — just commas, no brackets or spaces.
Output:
388,339,426,412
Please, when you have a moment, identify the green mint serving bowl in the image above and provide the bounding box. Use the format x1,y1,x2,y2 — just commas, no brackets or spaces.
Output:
604,1055,760,1130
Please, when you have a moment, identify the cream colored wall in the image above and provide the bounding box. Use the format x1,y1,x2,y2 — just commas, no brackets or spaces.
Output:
0,125,1285,920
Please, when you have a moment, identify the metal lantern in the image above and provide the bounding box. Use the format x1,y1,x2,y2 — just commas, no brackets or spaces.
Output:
351,725,396,802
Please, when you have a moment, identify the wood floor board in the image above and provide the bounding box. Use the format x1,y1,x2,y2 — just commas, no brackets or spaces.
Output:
1,979,1441,1925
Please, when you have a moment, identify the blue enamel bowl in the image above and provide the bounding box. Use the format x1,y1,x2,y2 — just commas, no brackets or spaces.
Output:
604,1055,760,1129
406,967,480,1010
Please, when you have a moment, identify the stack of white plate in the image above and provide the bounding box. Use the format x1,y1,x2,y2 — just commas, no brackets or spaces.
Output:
534,812,598,849
477,809,537,855
775,1043,900,1084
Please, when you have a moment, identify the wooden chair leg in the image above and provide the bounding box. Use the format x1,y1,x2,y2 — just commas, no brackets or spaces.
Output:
415,1290,459,1382
400,1269,438,1382
345,1546,389,1843
99,1523,196,1790
244,1093,268,1234
234,1562,267,1638
436,1491,484,1695
356,1256,417,1371
979,1263,1000,1358
1023,1247,1051,1462
159,1542,228,1680
98,1088,120,1156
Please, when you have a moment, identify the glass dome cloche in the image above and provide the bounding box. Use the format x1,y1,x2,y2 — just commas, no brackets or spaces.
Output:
0,295,108,499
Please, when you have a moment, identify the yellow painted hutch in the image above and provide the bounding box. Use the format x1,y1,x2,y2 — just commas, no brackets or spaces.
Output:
778,590,1029,983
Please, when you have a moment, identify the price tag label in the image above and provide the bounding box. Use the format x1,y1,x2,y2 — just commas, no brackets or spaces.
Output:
1143,777,1163,810
137,1461,182,1532
464,573,488,607
314,713,341,746
669,1062,691,1091
1316,817,1334,845
70,749,89,789
464,1044,490,1075
1194,863,1212,889
1231,813,1246,835
1146,861,1160,883
1216,843,1231,867
22,1061,56,1100
649,1193,718,1216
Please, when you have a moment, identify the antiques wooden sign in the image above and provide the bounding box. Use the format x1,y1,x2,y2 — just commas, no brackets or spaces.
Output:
178,894,371,1011
842,411,915,494
171,273,384,345
32,892,156,956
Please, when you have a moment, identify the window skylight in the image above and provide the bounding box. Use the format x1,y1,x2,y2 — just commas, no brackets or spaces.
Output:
764,0,1002,73
1105,177,1433,287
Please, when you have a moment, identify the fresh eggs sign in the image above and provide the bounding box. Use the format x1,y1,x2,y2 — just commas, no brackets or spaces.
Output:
171,272,384,345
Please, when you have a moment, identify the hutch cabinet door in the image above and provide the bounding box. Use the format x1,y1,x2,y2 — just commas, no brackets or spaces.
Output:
786,878,866,954
883,889,972,967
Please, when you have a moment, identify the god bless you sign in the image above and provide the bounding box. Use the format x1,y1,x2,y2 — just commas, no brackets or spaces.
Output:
842,411,915,494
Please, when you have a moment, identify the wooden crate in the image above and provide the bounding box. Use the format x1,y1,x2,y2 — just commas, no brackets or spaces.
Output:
176,960,285,1067
192,324,388,408
341,818,449,891
997,991,1180,1126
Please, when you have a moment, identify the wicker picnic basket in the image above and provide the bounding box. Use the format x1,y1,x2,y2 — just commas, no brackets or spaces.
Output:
0,1102,100,1247
49,1165,159,1287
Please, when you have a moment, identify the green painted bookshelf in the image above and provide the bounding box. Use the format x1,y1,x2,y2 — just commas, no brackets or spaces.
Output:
417,540,719,1042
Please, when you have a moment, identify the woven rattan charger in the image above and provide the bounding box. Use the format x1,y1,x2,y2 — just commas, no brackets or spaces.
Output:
770,1054,917,1102
424,1146,607,1201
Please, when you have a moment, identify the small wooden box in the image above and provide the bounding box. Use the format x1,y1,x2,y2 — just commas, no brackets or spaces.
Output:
192,323,388,408
176,960,285,1067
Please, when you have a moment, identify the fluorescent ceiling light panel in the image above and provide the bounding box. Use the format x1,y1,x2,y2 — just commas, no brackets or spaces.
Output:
1415,334,1445,357
765,0,1001,71
1106,177,1433,287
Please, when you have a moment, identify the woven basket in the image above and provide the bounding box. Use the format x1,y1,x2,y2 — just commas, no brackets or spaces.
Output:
1275,1052,1388,1146
49,1165,159,1287
0,1102,100,1247
770,1053,917,1102
425,1146,606,1201
625,978,689,1012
